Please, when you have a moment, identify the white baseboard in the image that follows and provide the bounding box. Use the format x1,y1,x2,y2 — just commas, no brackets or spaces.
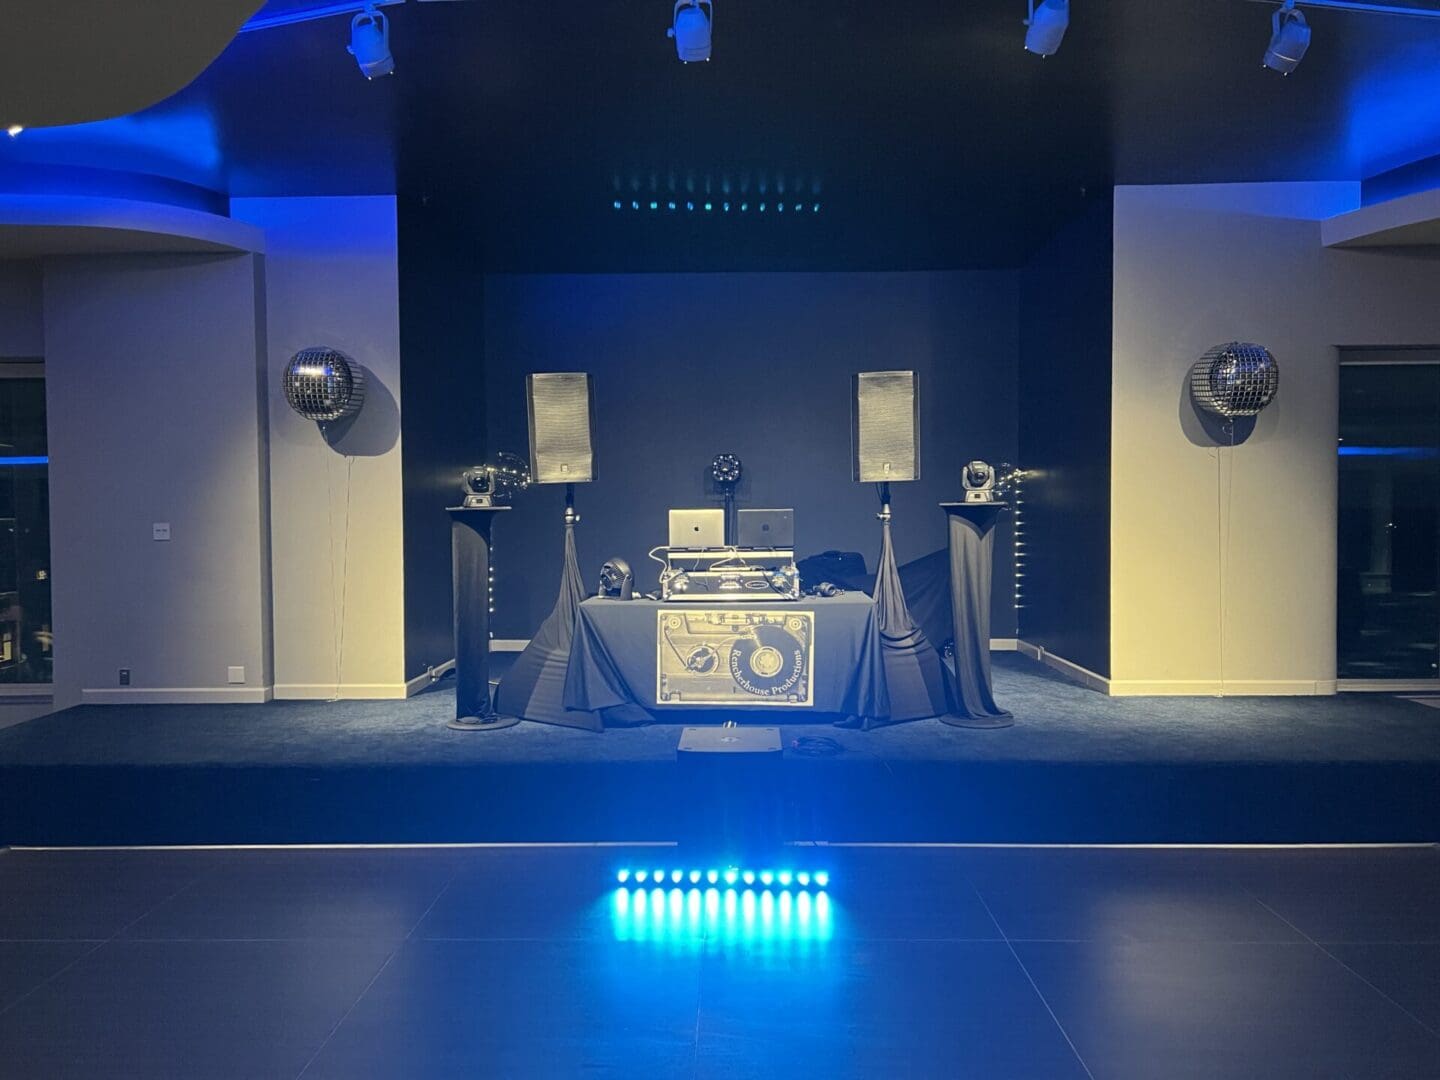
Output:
271,684,410,701
82,686,275,705
1016,640,1111,694
404,660,455,698
1106,679,1338,697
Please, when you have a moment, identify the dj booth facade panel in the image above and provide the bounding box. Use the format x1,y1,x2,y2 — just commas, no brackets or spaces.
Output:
563,595,890,725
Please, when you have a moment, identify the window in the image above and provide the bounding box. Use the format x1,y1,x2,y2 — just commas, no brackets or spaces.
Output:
0,362,50,684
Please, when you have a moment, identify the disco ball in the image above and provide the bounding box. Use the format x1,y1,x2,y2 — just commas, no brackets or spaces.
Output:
1189,343,1279,419
282,347,366,422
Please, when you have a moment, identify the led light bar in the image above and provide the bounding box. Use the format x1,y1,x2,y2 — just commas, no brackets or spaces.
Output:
615,866,830,890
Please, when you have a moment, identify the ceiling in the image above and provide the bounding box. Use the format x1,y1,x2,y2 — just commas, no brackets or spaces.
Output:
5,0,1440,269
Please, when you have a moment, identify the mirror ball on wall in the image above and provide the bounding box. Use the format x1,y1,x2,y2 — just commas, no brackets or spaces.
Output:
283,347,366,422
1188,342,1279,419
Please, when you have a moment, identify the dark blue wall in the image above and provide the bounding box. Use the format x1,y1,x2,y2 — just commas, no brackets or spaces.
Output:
481,271,1021,640
1017,196,1113,677
398,199,488,679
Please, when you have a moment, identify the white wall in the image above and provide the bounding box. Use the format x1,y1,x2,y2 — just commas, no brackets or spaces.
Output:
0,259,43,356
232,197,406,699
1111,182,1440,695
43,252,271,706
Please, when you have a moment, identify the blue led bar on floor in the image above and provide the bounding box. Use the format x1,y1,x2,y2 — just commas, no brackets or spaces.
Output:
616,867,829,890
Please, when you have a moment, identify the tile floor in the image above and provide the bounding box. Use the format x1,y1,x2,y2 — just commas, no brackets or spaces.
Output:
1,844,1438,1079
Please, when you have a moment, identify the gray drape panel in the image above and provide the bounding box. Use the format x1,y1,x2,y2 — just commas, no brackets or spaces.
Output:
450,508,505,722
942,503,1013,726
854,516,954,728
494,519,602,730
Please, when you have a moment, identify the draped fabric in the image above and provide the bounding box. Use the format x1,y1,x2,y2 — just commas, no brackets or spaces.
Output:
852,515,955,729
564,593,889,726
942,503,1014,727
450,509,503,722
494,519,602,730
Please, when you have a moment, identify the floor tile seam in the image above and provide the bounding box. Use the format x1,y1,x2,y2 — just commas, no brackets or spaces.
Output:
403,876,458,944
293,946,402,1080
967,880,1097,1080
1245,889,1440,1043
0,870,203,1018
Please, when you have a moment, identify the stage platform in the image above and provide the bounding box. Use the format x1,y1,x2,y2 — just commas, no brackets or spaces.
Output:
2,655,1438,846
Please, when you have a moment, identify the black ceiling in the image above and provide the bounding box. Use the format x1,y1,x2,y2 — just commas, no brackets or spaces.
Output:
7,0,1440,269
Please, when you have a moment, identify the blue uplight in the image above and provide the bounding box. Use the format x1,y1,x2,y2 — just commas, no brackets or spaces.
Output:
635,869,648,883
760,870,775,886
707,869,720,884
742,870,756,885
616,868,630,884
689,870,702,884
777,870,793,887
0,456,47,466
814,871,829,888
1338,445,1440,459
670,869,684,884
797,872,810,887
724,868,739,885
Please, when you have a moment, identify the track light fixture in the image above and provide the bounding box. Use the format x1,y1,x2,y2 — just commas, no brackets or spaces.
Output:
669,0,713,62
1264,1,1311,74
1024,0,1069,57
348,5,394,79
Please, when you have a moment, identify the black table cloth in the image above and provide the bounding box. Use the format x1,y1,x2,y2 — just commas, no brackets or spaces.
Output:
562,594,890,726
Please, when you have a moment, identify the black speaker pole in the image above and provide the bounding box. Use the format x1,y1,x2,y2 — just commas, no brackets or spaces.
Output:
564,482,578,527
446,505,521,732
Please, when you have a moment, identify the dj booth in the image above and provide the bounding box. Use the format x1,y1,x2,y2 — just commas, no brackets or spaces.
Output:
563,594,889,727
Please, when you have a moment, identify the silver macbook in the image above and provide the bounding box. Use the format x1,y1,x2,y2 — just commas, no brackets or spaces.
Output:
669,508,725,549
737,508,794,549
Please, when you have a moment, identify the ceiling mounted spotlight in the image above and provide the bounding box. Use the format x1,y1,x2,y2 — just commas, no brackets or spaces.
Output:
669,0,713,62
1024,0,1069,57
348,5,394,79
1264,1,1310,75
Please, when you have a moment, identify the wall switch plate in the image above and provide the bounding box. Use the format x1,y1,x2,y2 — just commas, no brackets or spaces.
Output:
152,523,171,541
227,666,245,685
118,668,131,686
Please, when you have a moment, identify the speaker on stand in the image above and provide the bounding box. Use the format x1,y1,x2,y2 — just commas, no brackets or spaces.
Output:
527,368,596,543
490,373,603,729
851,371,955,726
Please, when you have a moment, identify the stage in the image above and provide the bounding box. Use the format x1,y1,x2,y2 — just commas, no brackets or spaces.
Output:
2,655,1438,846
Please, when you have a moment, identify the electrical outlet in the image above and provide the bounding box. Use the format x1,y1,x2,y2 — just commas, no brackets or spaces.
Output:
227,666,245,685
152,522,171,541
118,668,131,686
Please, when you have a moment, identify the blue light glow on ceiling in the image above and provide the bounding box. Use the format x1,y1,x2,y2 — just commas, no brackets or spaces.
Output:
0,456,49,467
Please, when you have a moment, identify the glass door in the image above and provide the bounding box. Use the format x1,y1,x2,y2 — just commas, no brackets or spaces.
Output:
1337,355,1440,683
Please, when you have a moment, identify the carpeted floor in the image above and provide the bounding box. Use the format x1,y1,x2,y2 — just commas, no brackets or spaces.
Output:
0,654,1436,768
3,655,1439,846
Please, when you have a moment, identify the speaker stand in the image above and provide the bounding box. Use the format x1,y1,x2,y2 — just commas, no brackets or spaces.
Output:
446,505,521,732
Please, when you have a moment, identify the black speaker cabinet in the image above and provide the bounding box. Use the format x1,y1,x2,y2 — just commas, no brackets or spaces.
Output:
526,372,595,484
852,370,920,482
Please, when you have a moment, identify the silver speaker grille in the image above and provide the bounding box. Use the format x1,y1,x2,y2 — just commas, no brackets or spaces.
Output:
526,372,596,483
852,370,919,482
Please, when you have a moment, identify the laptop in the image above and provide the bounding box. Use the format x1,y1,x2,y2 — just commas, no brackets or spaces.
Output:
669,508,726,550
737,508,794,550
